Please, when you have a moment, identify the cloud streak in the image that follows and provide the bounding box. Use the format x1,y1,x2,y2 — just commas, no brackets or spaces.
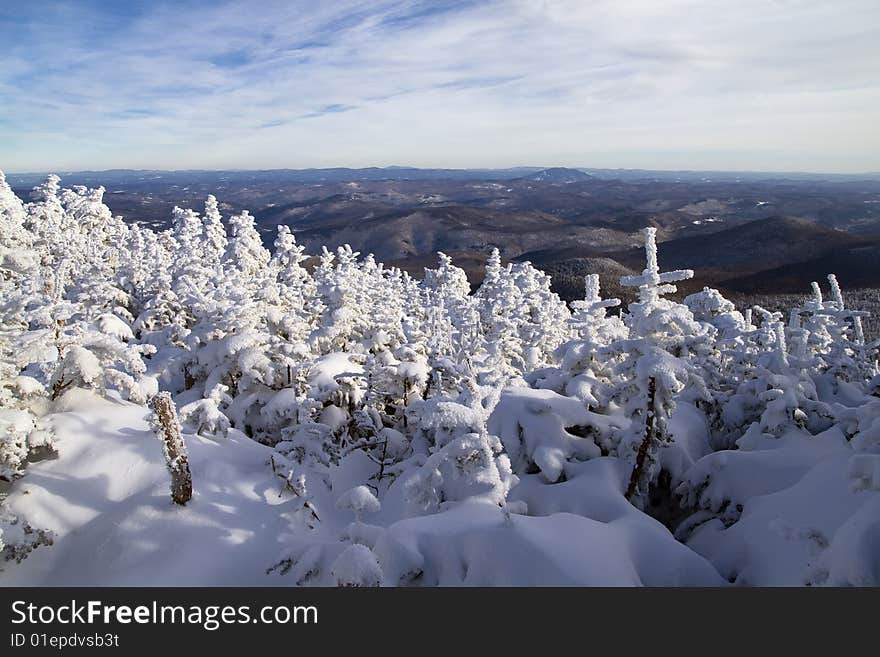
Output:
1,0,878,172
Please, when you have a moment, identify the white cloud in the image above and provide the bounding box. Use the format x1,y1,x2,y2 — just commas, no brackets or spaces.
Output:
1,0,878,172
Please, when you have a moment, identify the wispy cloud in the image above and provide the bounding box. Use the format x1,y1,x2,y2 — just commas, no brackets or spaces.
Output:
1,0,878,172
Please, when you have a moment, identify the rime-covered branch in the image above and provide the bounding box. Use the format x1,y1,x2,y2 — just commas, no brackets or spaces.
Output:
620,227,694,302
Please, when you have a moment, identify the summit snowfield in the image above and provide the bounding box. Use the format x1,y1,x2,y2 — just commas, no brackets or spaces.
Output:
1,171,879,586
2,391,724,586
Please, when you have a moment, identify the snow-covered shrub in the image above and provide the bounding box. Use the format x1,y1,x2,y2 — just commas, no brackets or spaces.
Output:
0,411,33,481
488,387,613,482
0,504,54,564
49,346,102,399
330,544,383,587
403,432,517,511
336,485,381,521
178,385,231,439
529,274,626,412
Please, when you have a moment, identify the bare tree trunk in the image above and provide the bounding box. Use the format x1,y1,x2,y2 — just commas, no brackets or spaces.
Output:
376,436,389,484
150,392,192,505
625,376,656,501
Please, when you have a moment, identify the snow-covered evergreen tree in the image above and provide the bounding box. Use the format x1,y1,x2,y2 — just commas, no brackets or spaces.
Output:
614,227,712,505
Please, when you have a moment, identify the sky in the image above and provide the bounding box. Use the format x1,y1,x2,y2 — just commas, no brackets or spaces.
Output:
1,0,879,173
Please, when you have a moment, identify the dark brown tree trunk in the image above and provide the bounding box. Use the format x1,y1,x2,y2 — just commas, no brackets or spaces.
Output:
625,376,656,501
150,392,193,505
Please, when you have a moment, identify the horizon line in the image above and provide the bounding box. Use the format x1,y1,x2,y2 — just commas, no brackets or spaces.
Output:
5,164,880,178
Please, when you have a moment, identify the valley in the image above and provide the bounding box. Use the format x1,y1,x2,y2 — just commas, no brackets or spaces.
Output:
9,166,880,302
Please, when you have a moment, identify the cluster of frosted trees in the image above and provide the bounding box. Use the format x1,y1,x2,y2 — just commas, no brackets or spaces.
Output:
2,172,878,569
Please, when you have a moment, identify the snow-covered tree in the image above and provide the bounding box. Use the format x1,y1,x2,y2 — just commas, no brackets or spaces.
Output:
614,227,712,505
202,195,228,269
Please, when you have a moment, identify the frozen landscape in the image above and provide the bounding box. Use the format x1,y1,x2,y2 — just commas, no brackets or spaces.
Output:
1,171,879,587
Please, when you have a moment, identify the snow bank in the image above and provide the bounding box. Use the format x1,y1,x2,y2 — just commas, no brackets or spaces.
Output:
1,391,291,586
684,438,880,585
1,390,723,587
374,500,723,586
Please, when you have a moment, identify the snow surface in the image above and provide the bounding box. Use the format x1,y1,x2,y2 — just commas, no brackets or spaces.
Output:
2,390,291,586
685,444,880,586
2,391,724,586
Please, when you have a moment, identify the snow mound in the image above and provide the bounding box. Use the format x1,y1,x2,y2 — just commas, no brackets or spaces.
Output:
1,392,290,586
330,544,383,587
374,501,724,586
2,391,723,587
684,437,880,585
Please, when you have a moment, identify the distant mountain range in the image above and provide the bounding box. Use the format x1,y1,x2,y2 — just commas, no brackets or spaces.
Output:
7,166,547,187
8,166,880,300
7,166,879,188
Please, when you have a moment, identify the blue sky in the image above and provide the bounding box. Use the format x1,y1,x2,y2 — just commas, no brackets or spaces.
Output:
1,0,878,173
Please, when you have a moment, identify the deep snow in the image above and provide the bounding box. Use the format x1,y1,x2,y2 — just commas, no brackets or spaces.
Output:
6,388,877,586
1,390,728,586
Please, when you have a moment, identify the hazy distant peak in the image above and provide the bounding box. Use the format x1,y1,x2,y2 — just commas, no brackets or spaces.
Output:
523,168,594,184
